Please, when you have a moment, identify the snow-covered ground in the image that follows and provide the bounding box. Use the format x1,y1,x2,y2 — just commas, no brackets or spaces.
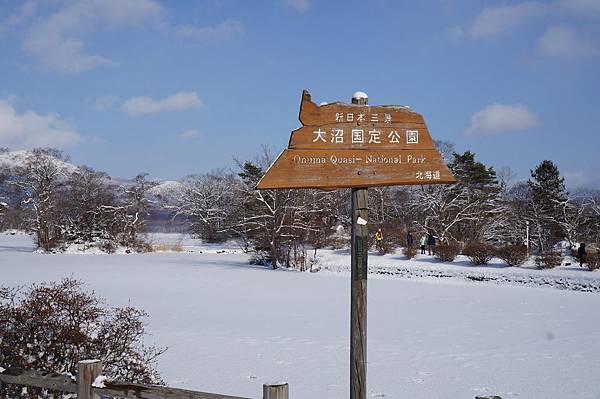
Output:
2,233,600,398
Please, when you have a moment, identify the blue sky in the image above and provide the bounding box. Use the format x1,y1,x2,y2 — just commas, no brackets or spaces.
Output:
0,0,599,188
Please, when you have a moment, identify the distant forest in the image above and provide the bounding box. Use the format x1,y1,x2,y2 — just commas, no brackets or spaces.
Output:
1,144,600,268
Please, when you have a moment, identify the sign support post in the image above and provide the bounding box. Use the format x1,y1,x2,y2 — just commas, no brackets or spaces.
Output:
256,89,456,399
350,93,368,399
526,220,530,255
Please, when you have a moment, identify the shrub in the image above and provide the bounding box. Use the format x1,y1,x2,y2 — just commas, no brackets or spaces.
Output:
586,253,600,271
0,278,165,398
99,240,117,253
132,239,154,253
249,251,273,267
462,241,495,265
152,243,184,252
326,235,347,250
404,246,417,259
496,244,528,267
378,222,408,249
376,239,393,255
435,242,462,262
534,251,563,269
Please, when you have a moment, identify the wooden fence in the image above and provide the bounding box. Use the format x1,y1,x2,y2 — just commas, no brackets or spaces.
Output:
0,360,288,399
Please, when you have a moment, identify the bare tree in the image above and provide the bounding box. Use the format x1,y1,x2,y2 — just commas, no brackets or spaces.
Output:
11,149,71,250
0,168,7,219
234,148,336,268
166,170,241,242
120,173,156,246
62,166,117,245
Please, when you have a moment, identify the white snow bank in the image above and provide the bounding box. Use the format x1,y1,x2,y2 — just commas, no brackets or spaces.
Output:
314,248,600,292
92,375,108,388
1,233,600,398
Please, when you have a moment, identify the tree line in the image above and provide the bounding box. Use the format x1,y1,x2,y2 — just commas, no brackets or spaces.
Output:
2,145,600,267
0,148,154,252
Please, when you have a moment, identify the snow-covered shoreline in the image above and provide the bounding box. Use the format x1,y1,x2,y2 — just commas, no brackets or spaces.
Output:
4,232,600,293
317,251,600,293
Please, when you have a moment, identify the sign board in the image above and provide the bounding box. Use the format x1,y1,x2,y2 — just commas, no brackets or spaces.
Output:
257,90,455,189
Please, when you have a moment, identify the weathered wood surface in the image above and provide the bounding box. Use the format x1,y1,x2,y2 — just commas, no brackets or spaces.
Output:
262,382,288,399
288,124,434,150
78,360,102,399
0,368,77,393
95,382,253,399
256,89,455,190
299,90,423,126
350,188,368,399
0,367,253,399
257,148,455,189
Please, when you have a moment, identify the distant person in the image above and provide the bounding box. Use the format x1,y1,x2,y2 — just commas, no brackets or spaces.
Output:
427,232,436,255
578,243,587,267
406,231,414,249
375,228,383,251
419,234,427,254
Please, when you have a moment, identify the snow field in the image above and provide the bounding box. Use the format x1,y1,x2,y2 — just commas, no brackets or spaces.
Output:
1,234,600,398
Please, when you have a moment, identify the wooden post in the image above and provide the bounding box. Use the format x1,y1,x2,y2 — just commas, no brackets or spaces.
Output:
526,220,530,255
351,92,368,399
262,382,289,399
77,360,102,399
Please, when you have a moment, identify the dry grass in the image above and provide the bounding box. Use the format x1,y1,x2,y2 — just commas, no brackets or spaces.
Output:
152,243,184,252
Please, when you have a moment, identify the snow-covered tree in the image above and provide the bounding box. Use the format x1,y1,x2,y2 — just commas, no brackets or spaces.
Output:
119,173,156,247
409,151,502,243
61,166,117,244
234,149,338,268
167,170,241,242
11,149,70,250
0,168,7,219
527,160,568,251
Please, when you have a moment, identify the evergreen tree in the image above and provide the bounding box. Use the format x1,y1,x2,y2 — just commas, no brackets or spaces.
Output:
449,151,501,241
528,160,566,204
411,151,502,242
449,151,498,191
527,160,568,251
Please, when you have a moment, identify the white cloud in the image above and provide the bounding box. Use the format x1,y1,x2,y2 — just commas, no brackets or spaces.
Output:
0,0,38,37
560,0,600,14
86,96,118,111
283,0,311,12
564,167,600,190
0,99,81,148
465,103,539,137
177,20,243,41
458,2,547,39
538,26,597,57
121,92,203,115
178,129,202,141
24,0,163,72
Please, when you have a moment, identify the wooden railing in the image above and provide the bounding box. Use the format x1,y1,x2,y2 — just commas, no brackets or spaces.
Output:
0,360,288,399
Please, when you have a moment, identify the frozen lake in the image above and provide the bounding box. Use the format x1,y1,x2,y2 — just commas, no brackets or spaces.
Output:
2,233,599,399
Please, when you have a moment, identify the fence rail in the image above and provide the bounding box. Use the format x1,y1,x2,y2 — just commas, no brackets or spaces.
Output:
0,360,288,399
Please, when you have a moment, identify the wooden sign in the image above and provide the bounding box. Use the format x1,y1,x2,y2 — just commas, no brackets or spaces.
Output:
257,90,455,189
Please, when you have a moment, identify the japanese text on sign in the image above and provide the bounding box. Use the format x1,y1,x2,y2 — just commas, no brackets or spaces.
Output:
313,128,419,145
335,112,393,124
